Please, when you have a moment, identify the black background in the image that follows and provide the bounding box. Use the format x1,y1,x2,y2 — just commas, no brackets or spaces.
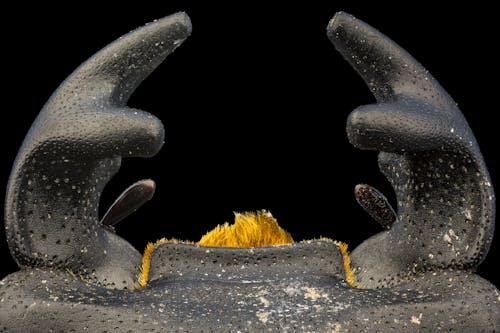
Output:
0,2,498,287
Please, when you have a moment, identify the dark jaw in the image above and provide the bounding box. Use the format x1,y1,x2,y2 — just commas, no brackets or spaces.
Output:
328,12,495,289
4,13,192,290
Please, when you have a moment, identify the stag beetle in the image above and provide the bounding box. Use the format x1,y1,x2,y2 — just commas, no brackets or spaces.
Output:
0,11,498,332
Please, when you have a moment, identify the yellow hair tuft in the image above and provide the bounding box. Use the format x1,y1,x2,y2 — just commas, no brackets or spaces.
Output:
198,210,294,247
335,241,358,287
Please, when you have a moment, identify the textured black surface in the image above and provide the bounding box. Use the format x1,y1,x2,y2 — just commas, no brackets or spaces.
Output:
328,12,496,289
3,12,192,289
1,10,499,333
148,241,345,283
1,254,498,332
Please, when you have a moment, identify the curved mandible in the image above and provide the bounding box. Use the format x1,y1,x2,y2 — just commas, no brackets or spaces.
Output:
328,12,495,288
4,12,191,289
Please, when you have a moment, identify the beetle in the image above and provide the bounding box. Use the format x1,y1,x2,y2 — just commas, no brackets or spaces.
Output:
0,11,498,332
